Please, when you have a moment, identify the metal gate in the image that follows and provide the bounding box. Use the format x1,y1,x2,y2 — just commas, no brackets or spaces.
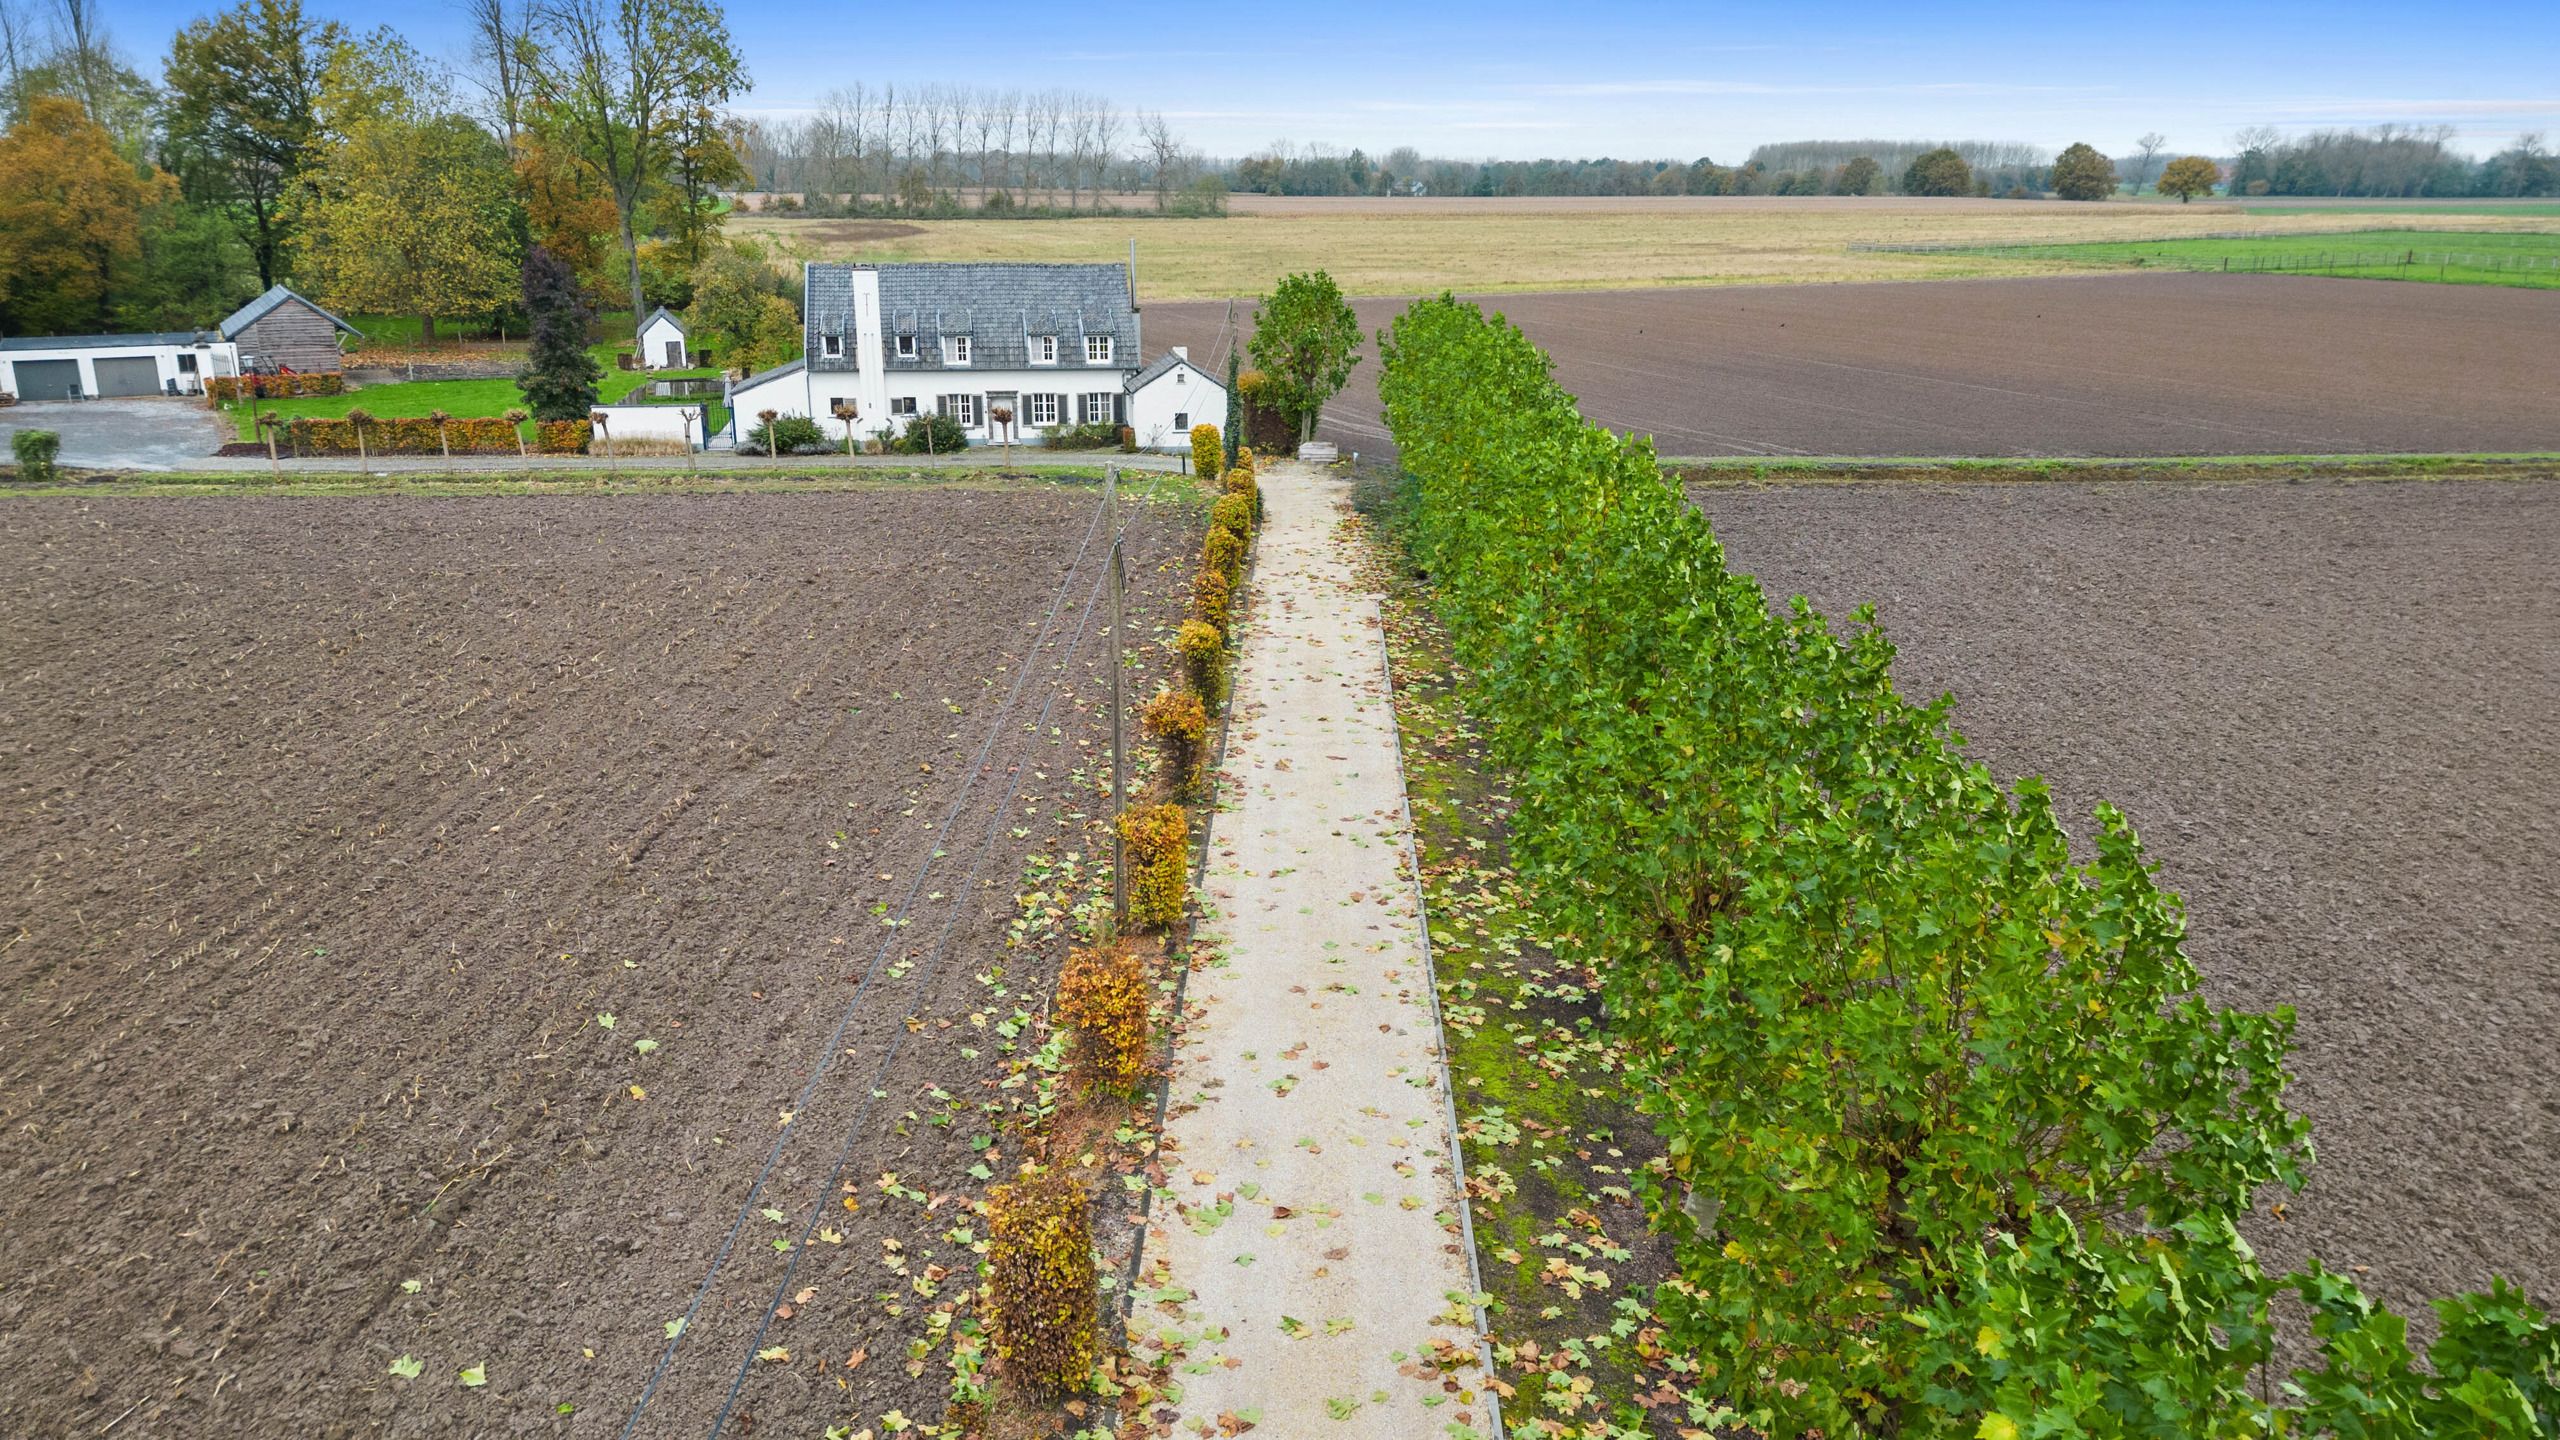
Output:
93,356,162,397
13,359,78,401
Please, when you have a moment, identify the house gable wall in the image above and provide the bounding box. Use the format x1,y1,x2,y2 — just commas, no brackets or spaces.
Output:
238,301,346,373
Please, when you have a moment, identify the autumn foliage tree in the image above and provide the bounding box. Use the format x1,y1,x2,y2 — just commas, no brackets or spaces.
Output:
162,0,342,289
2049,141,2118,201
1246,269,1362,445
0,95,171,333
2158,154,2222,202
288,55,518,340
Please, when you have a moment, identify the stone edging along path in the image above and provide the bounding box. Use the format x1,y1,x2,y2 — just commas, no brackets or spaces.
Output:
1133,459,1501,1437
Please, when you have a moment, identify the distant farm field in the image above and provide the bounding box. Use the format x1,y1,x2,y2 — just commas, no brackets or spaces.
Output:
733,195,2558,300
1902,227,2560,288
1148,271,2560,458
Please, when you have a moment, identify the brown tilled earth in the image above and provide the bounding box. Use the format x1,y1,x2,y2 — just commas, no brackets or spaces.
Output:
1150,272,2560,458
0,487,1199,1437
1689,476,2560,1349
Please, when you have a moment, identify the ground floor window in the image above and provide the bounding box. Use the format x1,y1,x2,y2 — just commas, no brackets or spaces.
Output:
1026,393,1061,427
1079,392,1116,426
1172,411,1188,430
938,393,983,427
889,396,918,417
177,353,198,373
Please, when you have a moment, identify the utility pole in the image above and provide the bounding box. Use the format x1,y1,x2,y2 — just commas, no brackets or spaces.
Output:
1106,461,1127,931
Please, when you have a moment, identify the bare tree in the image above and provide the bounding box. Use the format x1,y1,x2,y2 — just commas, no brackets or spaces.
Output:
2132,131,2167,193
461,0,535,143
1138,107,1182,207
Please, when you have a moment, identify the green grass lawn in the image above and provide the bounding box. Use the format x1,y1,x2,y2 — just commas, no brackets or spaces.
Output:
2240,202,2560,217
1951,227,2560,288
226,350,730,440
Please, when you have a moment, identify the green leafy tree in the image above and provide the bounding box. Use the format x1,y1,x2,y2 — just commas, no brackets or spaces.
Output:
1901,145,1973,197
1247,270,1361,445
682,236,795,369
2158,154,2221,202
1835,154,1880,195
527,0,747,337
289,53,518,340
517,244,600,420
2050,141,2118,200
118,197,257,329
163,0,341,288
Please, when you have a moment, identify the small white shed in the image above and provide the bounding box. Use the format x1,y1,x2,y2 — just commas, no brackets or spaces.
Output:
1123,347,1228,453
638,308,690,370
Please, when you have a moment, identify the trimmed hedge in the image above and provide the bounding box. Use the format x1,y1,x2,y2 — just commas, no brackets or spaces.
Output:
1376,293,2559,1437
1117,802,1189,930
1174,619,1225,709
1056,941,1150,1089
1139,685,1210,796
1190,422,1223,480
284,416,588,456
985,1171,1098,1394
205,372,344,404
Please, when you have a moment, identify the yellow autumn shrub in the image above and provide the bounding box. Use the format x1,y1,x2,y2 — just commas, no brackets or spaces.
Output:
986,1170,1098,1394
1056,941,1150,1089
1140,684,1212,795
1190,422,1223,481
1118,802,1190,929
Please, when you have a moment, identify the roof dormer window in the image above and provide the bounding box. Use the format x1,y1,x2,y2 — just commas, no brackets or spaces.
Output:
896,333,916,359
1086,335,1114,363
821,334,842,358
1032,334,1057,365
945,335,971,366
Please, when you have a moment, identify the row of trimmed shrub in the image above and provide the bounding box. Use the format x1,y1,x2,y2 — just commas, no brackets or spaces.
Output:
271,416,590,456
205,372,344,403
988,432,1262,1402
1375,295,2558,1436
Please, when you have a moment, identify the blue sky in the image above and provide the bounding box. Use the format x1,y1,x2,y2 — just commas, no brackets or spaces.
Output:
89,0,2560,158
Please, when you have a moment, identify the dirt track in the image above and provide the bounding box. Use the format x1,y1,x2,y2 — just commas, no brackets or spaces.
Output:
1149,272,2560,457
0,488,1198,1436
1689,476,2560,1343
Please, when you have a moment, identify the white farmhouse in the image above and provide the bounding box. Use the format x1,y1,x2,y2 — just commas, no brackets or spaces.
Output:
726,261,1225,452
1123,347,1224,451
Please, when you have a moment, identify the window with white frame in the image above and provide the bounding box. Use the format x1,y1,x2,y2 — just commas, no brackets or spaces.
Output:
1080,392,1117,426
1031,335,1057,364
1172,411,1188,431
895,333,916,359
889,396,918,416
945,335,971,365
1025,393,1060,427
1085,334,1113,363
821,334,842,357
938,393,983,427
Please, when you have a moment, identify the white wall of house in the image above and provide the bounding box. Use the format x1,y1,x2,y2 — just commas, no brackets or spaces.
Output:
2,339,238,400
591,402,711,446
1126,350,1229,452
639,313,688,370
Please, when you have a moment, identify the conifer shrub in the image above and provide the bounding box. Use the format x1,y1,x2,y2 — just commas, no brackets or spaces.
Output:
1210,492,1253,537
1203,523,1246,580
1140,684,1211,795
1055,941,1150,1088
1118,803,1189,929
985,1171,1098,1395
1192,567,1232,626
1175,619,1226,706
1190,422,1223,480
11,428,61,481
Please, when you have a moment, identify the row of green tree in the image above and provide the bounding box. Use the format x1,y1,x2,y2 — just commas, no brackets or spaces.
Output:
1375,294,2559,1437
0,0,771,345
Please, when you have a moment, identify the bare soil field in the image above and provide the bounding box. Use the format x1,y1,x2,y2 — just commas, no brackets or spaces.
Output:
736,195,2556,300
1150,272,2560,457
1689,476,2560,1349
0,486,1200,1436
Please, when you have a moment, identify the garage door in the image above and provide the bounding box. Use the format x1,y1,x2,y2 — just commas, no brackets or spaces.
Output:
93,356,162,397
12,359,79,401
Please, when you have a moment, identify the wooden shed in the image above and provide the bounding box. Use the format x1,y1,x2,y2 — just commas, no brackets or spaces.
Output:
218,286,361,374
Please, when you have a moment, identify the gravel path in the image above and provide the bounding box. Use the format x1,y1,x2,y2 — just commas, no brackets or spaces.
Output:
1143,461,1491,1435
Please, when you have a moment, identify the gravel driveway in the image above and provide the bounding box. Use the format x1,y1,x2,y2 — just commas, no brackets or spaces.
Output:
1,397,229,471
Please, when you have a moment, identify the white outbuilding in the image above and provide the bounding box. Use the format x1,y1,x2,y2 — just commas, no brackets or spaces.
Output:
1122,346,1228,452
638,308,690,369
0,330,239,401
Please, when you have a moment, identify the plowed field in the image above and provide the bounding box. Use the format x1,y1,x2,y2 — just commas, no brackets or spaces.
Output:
0,487,1200,1436
1691,475,2560,1353
1149,272,2560,458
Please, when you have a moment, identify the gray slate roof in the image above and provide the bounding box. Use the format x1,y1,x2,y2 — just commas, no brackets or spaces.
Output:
640,306,687,335
725,355,805,400
0,330,219,351
1125,350,1211,393
806,262,1138,375
218,284,360,340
